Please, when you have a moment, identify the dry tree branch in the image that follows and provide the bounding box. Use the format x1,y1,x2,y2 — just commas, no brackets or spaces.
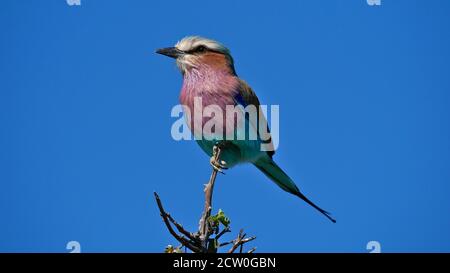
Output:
247,247,257,254
164,207,199,242
154,145,256,253
198,145,222,244
154,192,202,253
227,229,257,253
216,226,231,240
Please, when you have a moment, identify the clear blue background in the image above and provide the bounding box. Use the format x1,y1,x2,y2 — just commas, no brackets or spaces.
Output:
1,0,449,253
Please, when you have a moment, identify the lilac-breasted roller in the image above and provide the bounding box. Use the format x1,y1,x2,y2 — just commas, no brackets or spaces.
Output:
156,36,336,223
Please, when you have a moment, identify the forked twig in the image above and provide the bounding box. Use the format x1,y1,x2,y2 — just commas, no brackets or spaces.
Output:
228,229,257,253
154,192,202,253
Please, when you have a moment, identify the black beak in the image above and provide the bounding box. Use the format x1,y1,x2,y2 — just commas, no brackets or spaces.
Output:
156,47,184,59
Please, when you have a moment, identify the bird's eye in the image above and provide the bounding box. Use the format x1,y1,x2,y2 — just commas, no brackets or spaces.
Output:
196,45,207,53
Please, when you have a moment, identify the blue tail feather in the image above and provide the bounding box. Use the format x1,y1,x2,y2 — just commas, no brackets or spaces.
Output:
254,158,336,223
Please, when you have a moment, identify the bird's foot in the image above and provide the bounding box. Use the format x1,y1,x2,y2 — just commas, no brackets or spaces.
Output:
210,145,228,174
210,156,228,174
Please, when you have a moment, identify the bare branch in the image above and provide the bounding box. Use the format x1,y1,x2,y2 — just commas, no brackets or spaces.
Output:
219,241,233,247
228,229,257,253
165,209,199,242
154,192,202,253
198,145,222,249
154,144,257,253
248,247,257,254
216,226,231,240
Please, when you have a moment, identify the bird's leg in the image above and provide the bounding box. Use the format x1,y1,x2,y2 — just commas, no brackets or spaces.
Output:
210,145,228,174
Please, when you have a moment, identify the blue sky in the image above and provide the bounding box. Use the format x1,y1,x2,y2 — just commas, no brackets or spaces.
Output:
1,0,449,253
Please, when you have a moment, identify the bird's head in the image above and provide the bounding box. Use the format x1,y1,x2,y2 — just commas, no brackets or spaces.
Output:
156,36,235,75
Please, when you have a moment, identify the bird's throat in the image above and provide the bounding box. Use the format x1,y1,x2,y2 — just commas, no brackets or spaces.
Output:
180,66,238,107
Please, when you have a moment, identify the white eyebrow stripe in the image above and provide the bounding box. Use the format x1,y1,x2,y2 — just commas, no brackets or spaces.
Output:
175,36,229,54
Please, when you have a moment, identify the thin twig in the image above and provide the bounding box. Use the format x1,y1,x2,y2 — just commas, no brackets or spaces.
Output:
228,229,257,253
165,210,199,242
216,226,231,240
228,236,256,253
248,247,257,253
154,192,202,253
219,241,233,247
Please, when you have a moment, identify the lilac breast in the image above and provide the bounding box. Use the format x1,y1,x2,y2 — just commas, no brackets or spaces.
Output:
179,65,239,139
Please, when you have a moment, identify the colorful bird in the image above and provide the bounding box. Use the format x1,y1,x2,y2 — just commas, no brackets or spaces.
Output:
156,36,336,223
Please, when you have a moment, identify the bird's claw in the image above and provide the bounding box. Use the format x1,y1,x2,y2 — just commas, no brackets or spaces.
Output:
210,157,228,174
210,144,227,174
